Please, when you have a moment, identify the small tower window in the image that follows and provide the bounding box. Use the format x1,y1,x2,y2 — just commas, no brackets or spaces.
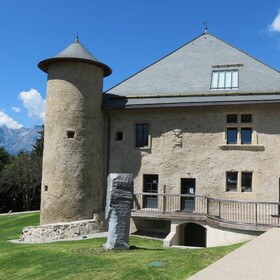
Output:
44,185,48,192
67,130,75,139
115,132,123,141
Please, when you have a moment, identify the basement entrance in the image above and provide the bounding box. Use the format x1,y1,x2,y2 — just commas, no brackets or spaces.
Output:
184,223,206,247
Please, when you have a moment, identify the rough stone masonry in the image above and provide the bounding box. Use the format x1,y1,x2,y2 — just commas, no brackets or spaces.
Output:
103,173,133,250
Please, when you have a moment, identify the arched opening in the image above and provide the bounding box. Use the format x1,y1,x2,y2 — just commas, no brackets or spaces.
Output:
184,223,206,247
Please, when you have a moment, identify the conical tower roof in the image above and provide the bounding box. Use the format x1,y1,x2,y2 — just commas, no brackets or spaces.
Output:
38,39,112,77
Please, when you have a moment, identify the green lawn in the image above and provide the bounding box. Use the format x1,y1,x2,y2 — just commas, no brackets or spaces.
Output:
0,213,243,280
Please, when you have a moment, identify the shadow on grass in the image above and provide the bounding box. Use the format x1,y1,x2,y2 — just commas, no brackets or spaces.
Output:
130,245,164,251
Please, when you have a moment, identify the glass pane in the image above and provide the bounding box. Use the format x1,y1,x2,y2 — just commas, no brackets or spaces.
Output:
211,72,218,88
143,124,149,146
218,71,225,88
225,71,232,88
143,175,158,192
136,124,149,147
241,128,252,144
241,172,252,192
227,128,237,144
227,114,238,123
232,71,238,88
226,172,238,191
115,132,123,141
143,174,158,208
136,125,142,147
241,114,252,123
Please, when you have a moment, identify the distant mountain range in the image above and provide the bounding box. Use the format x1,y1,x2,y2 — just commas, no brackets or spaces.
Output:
0,125,43,155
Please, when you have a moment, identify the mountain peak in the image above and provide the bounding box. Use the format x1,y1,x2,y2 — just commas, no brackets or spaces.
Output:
0,125,43,154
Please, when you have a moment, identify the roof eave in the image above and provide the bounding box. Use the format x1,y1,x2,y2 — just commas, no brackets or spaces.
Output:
38,57,112,77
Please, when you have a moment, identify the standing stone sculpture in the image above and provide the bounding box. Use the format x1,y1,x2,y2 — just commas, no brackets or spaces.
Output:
103,173,133,250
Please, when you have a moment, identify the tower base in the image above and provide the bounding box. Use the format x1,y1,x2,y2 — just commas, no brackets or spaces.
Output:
19,214,107,243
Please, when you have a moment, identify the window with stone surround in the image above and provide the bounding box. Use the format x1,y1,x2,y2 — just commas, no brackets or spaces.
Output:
226,171,253,192
226,114,252,145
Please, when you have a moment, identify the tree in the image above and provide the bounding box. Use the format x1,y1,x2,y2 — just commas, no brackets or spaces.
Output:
0,128,44,212
0,147,12,173
32,126,44,157
0,152,41,211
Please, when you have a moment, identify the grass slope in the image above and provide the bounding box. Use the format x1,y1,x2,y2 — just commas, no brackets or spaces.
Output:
0,213,242,280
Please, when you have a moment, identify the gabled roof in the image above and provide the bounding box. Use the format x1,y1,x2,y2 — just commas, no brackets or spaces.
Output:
38,40,112,77
103,32,280,109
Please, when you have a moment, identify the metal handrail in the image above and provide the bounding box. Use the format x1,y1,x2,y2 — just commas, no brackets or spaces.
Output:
133,192,280,228
134,192,280,205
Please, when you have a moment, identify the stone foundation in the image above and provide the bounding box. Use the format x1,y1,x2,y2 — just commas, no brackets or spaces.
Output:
19,219,107,243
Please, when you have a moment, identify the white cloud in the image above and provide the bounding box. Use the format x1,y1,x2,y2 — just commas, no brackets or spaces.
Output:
268,9,280,32
11,107,21,113
19,89,46,124
0,111,23,129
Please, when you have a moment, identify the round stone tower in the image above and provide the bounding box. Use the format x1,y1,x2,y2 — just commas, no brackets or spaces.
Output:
38,38,111,225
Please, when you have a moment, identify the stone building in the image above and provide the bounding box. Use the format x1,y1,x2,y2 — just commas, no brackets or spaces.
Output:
38,31,280,247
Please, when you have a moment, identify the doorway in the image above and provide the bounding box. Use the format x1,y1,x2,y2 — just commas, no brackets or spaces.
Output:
184,223,206,247
181,178,196,211
143,174,158,208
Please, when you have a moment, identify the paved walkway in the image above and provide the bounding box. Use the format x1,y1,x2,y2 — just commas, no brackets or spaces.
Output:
188,228,280,280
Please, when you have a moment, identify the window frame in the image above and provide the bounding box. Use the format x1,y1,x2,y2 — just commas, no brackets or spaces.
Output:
227,127,238,144
226,171,238,192
115,132,123,141
225,171,253,192
241,172,253,192
135,123,150,149
143,174,158,209
226,114,253,145
241,127,252,144
211,70,239,90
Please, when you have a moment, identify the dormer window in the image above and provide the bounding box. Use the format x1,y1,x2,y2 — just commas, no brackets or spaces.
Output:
211,70,238,90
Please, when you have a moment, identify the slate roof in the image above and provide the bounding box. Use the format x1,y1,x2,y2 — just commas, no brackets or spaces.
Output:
103,32,280,109
38,40,112,77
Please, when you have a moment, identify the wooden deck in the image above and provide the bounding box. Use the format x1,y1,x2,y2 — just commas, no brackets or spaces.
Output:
132,193,280,231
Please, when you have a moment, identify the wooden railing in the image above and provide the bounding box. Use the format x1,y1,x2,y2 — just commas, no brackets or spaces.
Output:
133,192,280,228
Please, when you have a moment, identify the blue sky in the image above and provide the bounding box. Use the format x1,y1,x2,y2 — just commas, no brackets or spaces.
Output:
1,0,280,128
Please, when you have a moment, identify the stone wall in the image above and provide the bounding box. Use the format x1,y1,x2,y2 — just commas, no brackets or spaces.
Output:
19,219,106,243
108,103,280,202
